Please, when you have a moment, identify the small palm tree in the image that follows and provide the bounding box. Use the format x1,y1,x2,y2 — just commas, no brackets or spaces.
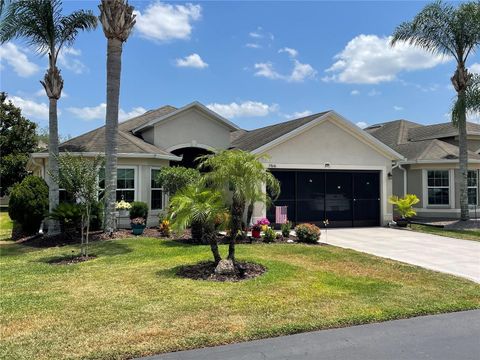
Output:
199,150,280,261
99,0,136,233
169,185,228,264
0,0,97,235
391,1,480,220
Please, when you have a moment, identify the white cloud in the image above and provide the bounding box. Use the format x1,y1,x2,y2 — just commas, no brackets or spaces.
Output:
58,47,87,74
254,50,316,83
207,101,278,118
356,121,368,129
67,103,147,122
245,43,261,49
323,34,451,84
279,47,298,58
249,31,262,38
471,63,480,74
0,42,39,77
9,96,49,121
134,2,201,42
175,53,208,68
350,90,360,96
368,89,381,97
393,105,404,111
284,110,312,119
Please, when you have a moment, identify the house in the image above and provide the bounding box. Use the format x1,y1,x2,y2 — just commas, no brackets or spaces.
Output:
365,120,480,218
29,101,406,228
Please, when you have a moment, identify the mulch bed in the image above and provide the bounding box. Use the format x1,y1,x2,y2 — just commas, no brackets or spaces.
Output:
46,254,97,265
176,260,266,282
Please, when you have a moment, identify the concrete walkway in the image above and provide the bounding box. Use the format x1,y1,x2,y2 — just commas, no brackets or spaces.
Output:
140,310,480,360
324,227,480,283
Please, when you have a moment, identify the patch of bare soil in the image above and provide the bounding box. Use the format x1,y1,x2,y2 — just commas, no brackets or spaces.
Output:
46,254,97,265
176,261,266,282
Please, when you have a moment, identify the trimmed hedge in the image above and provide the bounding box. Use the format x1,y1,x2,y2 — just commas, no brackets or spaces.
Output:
295,223,321,243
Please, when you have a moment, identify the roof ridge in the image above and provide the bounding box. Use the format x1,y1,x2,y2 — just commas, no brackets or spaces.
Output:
244,111,331,133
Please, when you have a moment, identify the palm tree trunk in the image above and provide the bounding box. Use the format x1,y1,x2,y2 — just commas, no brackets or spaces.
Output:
204,222,221,264
47,97,60,235
458,90,469,221
104,38,123,233
228,198,244,261
246,202,254,226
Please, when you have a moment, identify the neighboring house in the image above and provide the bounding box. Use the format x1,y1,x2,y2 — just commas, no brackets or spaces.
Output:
28,101,404,228
366,120,480,218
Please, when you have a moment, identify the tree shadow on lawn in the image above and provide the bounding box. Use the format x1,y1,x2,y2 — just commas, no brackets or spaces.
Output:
0,243,41,257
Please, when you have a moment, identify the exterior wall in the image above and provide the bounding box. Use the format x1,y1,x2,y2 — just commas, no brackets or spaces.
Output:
149,108,232,151
392,167,405,197
251,117,395,225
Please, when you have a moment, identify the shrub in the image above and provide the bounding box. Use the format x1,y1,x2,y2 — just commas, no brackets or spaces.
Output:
159,219,171,237
263,227,276,243
50,203,82,233
388,194,420,219
129,201,148,220
89,200,104,231
295,223,321,243
8,176,48,233
156,166,201,195
281,221,291,238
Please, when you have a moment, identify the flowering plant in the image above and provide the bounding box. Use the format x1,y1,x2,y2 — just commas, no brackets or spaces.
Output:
252,223,262,231
116,200,131,210
257,218,270,226
131,217,145,225
159,219,171,237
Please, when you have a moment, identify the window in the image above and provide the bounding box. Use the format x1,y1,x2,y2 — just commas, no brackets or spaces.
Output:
151,168,163,210
427,170,449,205
98,168,135,202
468,170,478,206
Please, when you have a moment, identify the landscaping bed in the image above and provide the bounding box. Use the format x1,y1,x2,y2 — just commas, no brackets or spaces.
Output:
177,260,266,281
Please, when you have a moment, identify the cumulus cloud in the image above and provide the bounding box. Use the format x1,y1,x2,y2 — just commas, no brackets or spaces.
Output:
207,101,278,118
254,49,316,83
356,121,368,129
58,47,87,74
0,42,39,77
323,34,451,84
471,63,480,74
350,90,360,96
284,110,313,119
67,103,147,122
9,96,49,121
134,2,201,42
175,53,208,68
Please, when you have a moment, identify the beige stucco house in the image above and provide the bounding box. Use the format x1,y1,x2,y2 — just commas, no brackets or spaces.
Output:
29,101,408,227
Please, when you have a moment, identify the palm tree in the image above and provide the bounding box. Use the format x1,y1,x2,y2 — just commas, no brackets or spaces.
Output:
452,74,480,124
0,0,97,235
169,185,228,264
391,1,480,221
98,0,135,233
199,150,280,261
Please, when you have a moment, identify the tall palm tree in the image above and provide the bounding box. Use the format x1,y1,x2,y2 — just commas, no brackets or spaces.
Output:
0,0,97,235
391,1,480,221
199,150,280,261
452,74,480,124
169,185,227,264
98,0,135,233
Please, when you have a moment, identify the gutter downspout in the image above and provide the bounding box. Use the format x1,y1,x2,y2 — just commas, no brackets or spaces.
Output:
392,162,407,196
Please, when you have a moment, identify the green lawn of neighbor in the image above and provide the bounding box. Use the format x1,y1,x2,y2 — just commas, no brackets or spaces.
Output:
1,238,479,360
411,223,480,242
0,212,13,241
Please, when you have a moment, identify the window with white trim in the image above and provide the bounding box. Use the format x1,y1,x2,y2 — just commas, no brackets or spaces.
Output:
468,170,478,206
98,168,135,202
427,170,449,205
150,168,163,210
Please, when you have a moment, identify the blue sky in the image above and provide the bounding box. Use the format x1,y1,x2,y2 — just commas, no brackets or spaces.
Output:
1,0,479,137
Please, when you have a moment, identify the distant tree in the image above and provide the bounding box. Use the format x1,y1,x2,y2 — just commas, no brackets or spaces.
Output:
391,1,480,220
0,0,98,234
50,153,104,256
156,166,202,196
36,126,71,148
99,0,136,234
0,92,38,196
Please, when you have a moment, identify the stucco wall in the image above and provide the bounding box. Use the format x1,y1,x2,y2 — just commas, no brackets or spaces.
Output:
406,168,423,208
150,108,232,151
392,167,405,197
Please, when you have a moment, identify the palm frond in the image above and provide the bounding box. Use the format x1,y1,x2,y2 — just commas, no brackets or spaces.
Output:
452,73,480,125
56,9,97,53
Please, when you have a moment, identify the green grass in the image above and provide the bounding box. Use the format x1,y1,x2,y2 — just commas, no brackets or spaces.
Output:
0,212,13,241
411,224,480,242
1,238,479,360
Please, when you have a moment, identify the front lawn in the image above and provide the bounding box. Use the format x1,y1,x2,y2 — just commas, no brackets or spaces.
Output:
411,224,480,242
1,238,479,360
0,212,13,241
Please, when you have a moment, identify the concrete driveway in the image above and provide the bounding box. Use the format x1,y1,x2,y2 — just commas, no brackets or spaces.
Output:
324,227,480,283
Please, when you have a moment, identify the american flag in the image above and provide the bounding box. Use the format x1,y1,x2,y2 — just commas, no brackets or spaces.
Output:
275,206,288,224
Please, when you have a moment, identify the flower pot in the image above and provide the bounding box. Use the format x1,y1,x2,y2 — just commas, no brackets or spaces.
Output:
131,223,146,235
395,218,409,227
252,229,261,238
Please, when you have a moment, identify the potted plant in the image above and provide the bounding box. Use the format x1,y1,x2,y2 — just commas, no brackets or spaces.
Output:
116,200,131,217
257,217,270,232
388,194,420,227
251,223,262,238
129,201,149,235
131,217,146,235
